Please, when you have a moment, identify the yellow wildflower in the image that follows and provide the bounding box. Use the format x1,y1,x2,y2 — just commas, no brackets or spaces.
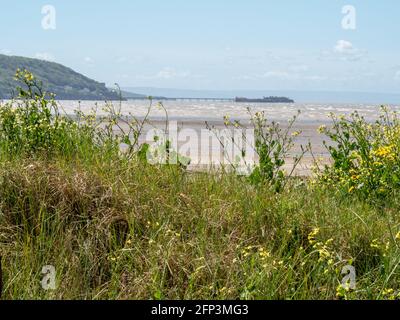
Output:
308,228,320,245
318,125,327,134
370,239,380,249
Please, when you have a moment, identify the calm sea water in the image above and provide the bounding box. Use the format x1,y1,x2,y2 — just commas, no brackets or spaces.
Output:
58,100,400,124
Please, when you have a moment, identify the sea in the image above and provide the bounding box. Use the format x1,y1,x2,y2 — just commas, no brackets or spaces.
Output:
58,100,400,123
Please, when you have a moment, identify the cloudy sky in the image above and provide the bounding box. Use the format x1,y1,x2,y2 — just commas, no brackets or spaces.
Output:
1,0,399,93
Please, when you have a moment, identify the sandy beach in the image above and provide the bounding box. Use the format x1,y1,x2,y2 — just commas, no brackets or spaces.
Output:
132,119,330,176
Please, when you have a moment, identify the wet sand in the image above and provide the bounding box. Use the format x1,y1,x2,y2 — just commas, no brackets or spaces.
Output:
130,119,331,176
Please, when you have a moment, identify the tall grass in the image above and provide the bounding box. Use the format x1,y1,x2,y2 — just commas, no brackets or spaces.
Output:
0,70,399,300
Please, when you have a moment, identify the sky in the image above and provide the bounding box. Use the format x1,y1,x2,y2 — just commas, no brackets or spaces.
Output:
0,0,400,93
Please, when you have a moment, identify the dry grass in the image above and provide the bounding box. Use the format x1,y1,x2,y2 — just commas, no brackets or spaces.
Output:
0,158,399,300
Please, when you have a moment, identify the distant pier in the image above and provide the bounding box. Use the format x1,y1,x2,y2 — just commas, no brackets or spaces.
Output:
126,97,234,102
126,96,295,103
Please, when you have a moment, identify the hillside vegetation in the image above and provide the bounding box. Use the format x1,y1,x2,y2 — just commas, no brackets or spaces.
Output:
0,54,120,100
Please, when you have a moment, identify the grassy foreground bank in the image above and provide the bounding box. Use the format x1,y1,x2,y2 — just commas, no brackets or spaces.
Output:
1,158,400,300
0,71,400,300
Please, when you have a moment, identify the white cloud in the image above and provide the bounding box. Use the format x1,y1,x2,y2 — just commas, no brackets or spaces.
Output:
261,71,325,81
395,71,400,81
334,40,354,54
303,75,327,81
35,52,55,61
84,56,95,65
137,67,192,80
261,71,292,79
0,49,12,55
233,75,255,80
156,67,189,79
289,65,309,72
235,71,326,82
332,40,367,62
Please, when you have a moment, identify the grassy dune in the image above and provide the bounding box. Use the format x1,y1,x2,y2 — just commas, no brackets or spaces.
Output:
1,157,400,300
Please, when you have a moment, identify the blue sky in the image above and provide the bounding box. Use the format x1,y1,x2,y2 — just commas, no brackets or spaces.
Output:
1,0,399,93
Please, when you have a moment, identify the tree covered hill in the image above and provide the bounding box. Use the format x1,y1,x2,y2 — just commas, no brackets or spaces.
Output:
0,54,121,100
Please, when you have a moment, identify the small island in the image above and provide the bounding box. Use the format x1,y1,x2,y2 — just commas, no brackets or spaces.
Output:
235,96,295,103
